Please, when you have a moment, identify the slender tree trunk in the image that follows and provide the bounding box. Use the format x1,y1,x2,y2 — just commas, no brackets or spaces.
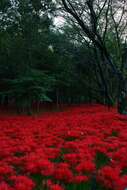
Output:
37,101,40,113
56,89,59,109
94,47,114,105
117,78,127,114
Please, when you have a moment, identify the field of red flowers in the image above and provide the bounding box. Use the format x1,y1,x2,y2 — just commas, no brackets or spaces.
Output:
0,104,127,190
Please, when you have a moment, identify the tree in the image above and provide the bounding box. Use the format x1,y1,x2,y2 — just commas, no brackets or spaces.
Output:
0,0,57,113
1,0,127,113
60,0,127,113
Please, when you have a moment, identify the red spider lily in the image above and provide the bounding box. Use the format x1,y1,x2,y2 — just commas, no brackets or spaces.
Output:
0,104,127,190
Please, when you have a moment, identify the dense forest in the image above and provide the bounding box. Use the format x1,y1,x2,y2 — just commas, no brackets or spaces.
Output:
0,0,127,113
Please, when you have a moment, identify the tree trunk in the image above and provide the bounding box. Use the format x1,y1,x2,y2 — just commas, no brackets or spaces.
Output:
117,78,127,114
61,0,127,114
56,89,59,109
94,47,114,106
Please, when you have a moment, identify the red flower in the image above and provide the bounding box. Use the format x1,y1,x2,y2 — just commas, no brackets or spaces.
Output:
53,163,73,183
0,182,13,190
0,163,14,176
10,176,35,190
76,160,95,173
0,104,127,190
49,184,64,190
74,175,88,184
40,160,54,176
116,175,127,190
47,180,64,190
97,166,120,189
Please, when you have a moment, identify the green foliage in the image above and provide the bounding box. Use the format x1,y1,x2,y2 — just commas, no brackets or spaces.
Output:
31,174,48,190
121,168,127,176
66,180,109,190
0,0,11,11
111,130,119,137
0,0,123,112
95,152,110,169
0,70,55,111
66,181,91,190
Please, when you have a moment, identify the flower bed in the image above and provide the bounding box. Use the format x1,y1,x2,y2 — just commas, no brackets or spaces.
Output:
0,104,127,190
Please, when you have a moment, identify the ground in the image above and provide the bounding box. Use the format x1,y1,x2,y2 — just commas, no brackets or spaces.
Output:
0,104,127,190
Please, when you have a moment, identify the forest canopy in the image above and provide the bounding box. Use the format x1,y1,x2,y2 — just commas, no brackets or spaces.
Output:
0,0,127,113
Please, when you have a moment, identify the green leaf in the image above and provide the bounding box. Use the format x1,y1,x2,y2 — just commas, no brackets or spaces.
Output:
31,174,48,190
66,181,91,190
121,168,127,176
111,131,119,137
95,152,110,169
